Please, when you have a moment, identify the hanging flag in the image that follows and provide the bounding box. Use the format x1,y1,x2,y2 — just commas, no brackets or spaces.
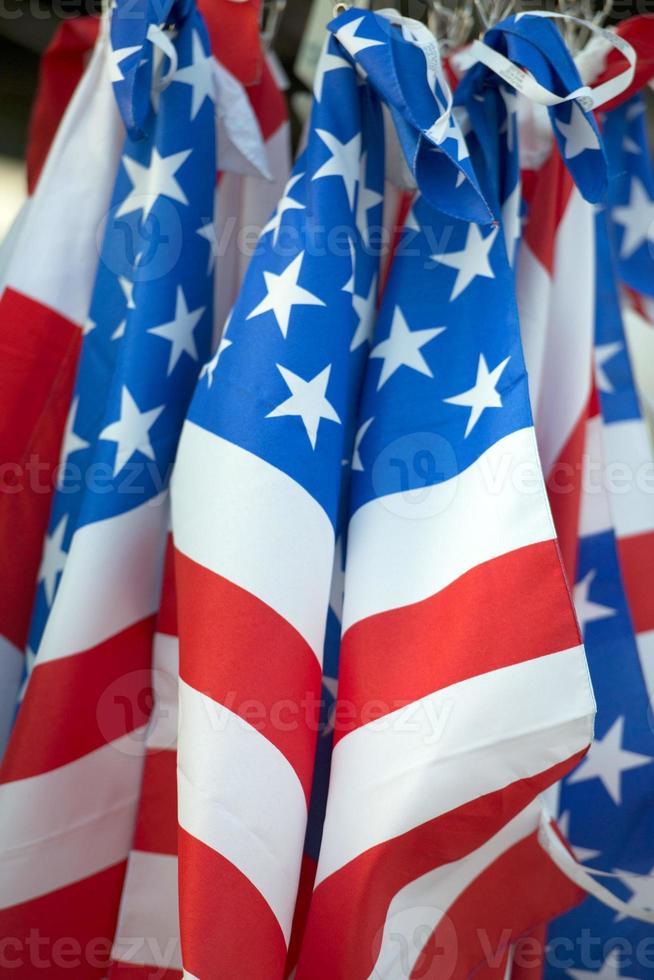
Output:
296,15,605,979
0,19,123,759
108,33,287,980
544,197,654,980
170,7,485,977
0,1,216,974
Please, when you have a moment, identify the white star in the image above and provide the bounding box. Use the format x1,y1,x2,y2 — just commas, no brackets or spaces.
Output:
557,811,601,864
262,173,305,246
172,30,215,119
352,416,374,472
612,177,654,259
432,224,498,301
112,320,126,341
566,948,638,979
147,286,204,375
118,275,136,310
200,336,232,388
334,16,383,58
117,147,191,220
623,135,641,154
109,45,140,83
99,386,165,477
567,716,654,805
502,182,522,267
196,221,217,273
370,307,444,390
313,129,361,209
432,109,469,162
266,364,341,449
38,516,67,606
499,86,519,152
574,569,617,635
594,342,623,394
555,102,600,160
82,316,96,335
59,397,90,479
444,353,510,437
313,41,351,102
350,274,377,352
626,100,645,121
614,864,654,922
342,238,355,295
405,197,421,232
246,252,325,338
356,154,383,247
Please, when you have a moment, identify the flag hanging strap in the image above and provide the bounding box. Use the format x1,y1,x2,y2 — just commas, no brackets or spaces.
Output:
471,12,635,110
538,810,654,924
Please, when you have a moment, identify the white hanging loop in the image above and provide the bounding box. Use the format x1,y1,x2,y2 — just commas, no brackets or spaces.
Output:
539,811,654,924
147,23,179,91
470,11,635,110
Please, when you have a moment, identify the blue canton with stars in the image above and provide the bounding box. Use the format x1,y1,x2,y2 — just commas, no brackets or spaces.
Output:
186,7,491,528
546,524,654,979
350,13,608,513
26,0,215,662
546,188,654,980
605,94,654,300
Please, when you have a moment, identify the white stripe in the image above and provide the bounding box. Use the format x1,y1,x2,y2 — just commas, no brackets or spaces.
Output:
37,494,169,666
0,635,23,759
534,187,594,477
177,680,307,943
0,731,144,907
147,632,179,751
6,32,123,327
623,305,654,444
369,801,540,980
516,241,551,414
579,416,612,538
316,646,593,885
342,427,554,634
173,423,334,659
601,418,654,538
635,630,654,705
112,851,181,970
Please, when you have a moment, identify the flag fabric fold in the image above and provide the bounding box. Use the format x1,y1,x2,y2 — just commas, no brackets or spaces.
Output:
295,14,600,980
0,2,216,973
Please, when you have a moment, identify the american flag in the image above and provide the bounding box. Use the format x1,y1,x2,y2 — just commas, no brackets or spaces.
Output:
543,93,654,980
169,7,486,976
0,20,123,759
295,15,603,979
108,28,291,980
0,3,215,973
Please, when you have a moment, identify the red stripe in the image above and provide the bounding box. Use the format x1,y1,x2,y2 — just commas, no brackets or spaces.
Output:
510,925,547,980
132,749,177,855
546,403,589,585
0,288,81,649
521,149,574,276
418,832,582,980
178,825,287,980
0,616,155,783
617,530,654,634
109,965,182,980
157,537,178,637
175,549,321,800
335,541,580,743
295,751,586,980
0,861,126,978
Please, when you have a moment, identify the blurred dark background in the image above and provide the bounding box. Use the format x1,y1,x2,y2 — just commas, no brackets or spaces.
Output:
0,0,651,234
